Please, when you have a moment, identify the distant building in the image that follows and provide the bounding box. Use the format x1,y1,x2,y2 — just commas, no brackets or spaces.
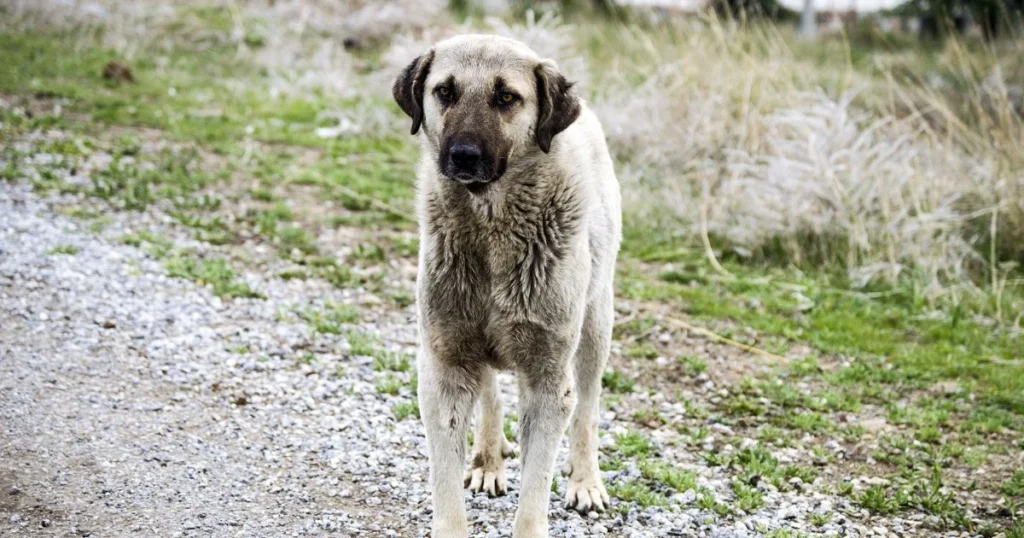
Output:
617,0,710,13
816,8,857,32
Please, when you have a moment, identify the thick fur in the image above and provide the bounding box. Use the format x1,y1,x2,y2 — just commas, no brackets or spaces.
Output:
394,34,622,538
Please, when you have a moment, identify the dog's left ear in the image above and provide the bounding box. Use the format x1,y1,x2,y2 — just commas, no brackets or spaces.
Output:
534,60,581,153
392,49,435,135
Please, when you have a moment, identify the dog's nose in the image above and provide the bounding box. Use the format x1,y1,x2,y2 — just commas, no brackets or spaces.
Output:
449,142,482,169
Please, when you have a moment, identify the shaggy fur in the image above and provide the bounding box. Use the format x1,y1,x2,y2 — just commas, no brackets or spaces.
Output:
393,34,621,538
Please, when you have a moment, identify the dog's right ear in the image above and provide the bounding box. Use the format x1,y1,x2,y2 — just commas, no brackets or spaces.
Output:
392,50,435,135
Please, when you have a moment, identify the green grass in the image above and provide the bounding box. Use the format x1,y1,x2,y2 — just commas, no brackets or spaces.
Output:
121,231,173,258
607,481,667,508
620,226,1024,417
613,431,655,458
731,480,765,512
4,9,1023,532
696,487,731,516
855,484,912,515
373,351,412,373
6,6,1019,426
1003,468,1024,498
601,369,635,393
639,461,697,492
809,512,832,527
164,255,262,299
49,244,79,255
299,302,360,334
376,375,403,396
393,400,420,421
765,530,810,538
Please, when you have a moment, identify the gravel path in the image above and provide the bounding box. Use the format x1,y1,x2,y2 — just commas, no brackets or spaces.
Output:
0,178,902,537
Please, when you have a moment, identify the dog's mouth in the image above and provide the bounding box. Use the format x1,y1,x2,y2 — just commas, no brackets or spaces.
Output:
441,156,508,195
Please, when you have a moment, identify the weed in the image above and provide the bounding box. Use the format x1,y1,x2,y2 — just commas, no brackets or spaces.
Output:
696,487,730,516
607,481,666,507
121,231,173,258
49,244,79,255
731,480,765,512
639,461,697,492
809,512,831,526
277,226,318,256
344,330,377,357
353,244,386,262
855,484,911,515
837,481,854,496
393,400,419,420
504,413,517,442
374,351,412,373
602,370,635,393
679,355,707,376
164,255,262,299
376,375,403,396
1002,469,1024,498
614,431,655,458
299,303,359,334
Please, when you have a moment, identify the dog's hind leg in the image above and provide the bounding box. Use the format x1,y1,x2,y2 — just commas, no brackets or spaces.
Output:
564,287,612,514
465,366,514,496
419,352,482,538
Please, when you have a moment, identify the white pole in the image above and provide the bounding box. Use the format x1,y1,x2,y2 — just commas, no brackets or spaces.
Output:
801,0,817,38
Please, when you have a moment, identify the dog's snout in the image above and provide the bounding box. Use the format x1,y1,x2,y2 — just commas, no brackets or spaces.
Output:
449,142,482,170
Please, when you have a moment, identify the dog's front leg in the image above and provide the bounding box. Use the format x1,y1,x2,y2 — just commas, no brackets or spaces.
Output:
508,329,578,538
419,350,481,538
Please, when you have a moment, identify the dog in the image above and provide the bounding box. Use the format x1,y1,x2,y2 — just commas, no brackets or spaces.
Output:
393,34,622,538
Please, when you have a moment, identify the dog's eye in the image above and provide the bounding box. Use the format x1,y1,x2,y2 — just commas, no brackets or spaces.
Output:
435,85,454,105
498,92,518,106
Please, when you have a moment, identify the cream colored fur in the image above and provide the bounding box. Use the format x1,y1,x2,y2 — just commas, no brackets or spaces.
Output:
395,34,621,538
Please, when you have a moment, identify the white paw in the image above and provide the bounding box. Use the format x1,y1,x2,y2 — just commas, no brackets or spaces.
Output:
463,444,512,497
564,472,609,514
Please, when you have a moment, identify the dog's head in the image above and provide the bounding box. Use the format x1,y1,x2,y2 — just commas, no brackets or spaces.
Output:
393,35,580,194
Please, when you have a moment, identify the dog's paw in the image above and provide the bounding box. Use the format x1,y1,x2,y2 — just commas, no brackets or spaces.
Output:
464,442,512,498
564,472,609,514
501,437,515,458
463,451,508,497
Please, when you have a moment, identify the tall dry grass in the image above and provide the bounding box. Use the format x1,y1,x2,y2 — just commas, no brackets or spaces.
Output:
579,18,1023,316
4,0,1022,318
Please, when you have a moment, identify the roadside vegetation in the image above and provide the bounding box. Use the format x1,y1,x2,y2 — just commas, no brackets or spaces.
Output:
1,0,1021,534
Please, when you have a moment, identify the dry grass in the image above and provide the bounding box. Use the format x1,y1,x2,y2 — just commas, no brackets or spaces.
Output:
4,0,1021,318
581,19,1023,314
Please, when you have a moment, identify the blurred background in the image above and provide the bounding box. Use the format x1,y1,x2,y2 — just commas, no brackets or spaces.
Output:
2,1,1023,535
3,0,1022,325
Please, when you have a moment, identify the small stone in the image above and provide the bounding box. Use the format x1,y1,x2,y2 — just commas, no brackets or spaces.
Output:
41,519,51,528
10,514,23,523
860,417,887,434
8,486,20,495
587,511,599,519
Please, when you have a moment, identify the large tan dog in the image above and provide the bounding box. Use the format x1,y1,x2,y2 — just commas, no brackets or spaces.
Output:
393,34,622,538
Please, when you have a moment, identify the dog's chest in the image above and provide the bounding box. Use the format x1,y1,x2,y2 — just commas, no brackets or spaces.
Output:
422,186,582,323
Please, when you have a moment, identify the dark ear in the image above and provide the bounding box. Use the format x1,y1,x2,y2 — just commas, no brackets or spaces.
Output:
534,60,581,153
392,49,435,135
